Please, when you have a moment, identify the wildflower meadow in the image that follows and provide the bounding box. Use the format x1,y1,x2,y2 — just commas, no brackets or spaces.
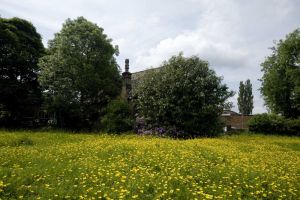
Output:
0,131,299,199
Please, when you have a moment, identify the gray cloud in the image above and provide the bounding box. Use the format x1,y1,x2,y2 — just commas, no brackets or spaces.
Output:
1,0,300,114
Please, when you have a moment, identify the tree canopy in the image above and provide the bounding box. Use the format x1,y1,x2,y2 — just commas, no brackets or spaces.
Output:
38,17,122,129
133,54,234,137
260,29,300,118
0,17,44,127
237,79,254,115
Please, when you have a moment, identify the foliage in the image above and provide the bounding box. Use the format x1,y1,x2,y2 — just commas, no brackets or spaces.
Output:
260,29,300,118
237,79,253,115
133,54,234,138
286,118,300,135
248,114,286,134
248,113,300,136
0,131,299,199
101,99,133,133
38,17,122,130
0,17,44,127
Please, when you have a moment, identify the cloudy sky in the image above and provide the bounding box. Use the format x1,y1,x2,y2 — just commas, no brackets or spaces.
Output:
1,0,300,113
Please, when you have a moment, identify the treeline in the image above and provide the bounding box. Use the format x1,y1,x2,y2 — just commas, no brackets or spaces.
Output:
0,16,235,137
1,16,299,136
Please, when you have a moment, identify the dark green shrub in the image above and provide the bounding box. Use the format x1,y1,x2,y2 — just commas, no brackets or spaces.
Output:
286,118,300,136
101,99,133,133
249,114,300,136
248,114,285,134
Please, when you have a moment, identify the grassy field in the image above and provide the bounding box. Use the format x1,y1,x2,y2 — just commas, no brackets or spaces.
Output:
0,131,299,199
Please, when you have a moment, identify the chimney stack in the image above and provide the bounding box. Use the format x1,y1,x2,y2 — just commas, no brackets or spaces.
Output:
122,59,132,101
125,58,129,72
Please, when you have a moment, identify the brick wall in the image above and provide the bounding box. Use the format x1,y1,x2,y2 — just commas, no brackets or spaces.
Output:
222,115,252,130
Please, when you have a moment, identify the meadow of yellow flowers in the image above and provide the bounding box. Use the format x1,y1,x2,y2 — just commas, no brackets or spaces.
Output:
0,131,299,199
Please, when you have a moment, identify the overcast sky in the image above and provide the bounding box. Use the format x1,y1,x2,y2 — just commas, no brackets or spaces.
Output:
1,0,300,113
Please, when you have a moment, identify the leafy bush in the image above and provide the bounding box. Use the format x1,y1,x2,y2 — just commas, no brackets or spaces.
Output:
133,54,233,138
286,118,300,136
249,114,300,136
248,114,285,134
101,99,133,133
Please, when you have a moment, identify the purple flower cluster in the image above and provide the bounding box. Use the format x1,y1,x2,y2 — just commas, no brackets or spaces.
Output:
154,127,165,134
136,125,187,138
134,117,188,138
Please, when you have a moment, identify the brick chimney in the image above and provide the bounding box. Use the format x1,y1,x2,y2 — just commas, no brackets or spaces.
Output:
122,59,132,101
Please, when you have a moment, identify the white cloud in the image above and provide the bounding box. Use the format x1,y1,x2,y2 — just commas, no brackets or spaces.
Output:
135,31,248,69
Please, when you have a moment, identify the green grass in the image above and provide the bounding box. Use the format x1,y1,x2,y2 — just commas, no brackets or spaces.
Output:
0,131,299,199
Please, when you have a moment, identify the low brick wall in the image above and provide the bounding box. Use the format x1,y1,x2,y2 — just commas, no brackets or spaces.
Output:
222,115,252,130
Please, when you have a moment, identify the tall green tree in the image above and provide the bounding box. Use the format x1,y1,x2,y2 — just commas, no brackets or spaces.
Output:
134,54,234,137
237,79,254,115
0,17,44,127
260,29,300,118
38,17,122,129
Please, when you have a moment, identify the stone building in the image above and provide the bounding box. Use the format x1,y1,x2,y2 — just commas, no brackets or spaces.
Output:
121,59,159,100
121,59,252,131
